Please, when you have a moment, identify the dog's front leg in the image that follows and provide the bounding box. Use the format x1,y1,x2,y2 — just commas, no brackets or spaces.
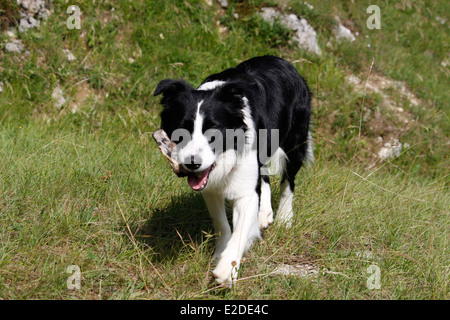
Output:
202,191,231,261
212,191,261,286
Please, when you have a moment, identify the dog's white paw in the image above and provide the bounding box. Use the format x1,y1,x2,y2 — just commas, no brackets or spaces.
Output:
212,256,239,287
276,209,293,228
259,209,274,229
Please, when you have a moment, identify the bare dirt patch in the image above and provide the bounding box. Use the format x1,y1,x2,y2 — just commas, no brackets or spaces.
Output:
347,72,422,162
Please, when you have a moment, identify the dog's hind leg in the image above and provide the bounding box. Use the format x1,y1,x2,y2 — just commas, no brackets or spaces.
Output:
277,177,295,226
276,148,304,227
259,175,274,229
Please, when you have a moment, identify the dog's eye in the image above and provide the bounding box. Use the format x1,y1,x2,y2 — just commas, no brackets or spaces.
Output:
180,119,194,133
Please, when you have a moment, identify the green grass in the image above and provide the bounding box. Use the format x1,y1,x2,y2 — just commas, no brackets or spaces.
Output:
0,0,448,299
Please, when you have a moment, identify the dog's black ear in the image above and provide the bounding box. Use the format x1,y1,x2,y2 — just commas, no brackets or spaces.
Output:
153,79,192,97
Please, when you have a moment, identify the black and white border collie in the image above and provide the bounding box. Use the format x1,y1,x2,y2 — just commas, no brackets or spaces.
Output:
154,55,313,286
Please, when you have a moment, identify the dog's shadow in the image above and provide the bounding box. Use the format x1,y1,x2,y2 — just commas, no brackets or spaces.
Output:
135,192,217,263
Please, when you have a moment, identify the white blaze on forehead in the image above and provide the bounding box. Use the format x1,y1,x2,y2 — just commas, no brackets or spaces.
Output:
193,100,204,135
197,80,226,91
177,100,216,170
189,100,205,157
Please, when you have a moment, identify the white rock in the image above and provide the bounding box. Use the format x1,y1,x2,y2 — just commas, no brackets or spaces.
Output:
52,85,67,109
217,0,228,8
303,2,314,10
18,0,43,16
378,139,403,160
19,16,40,33
259,7,322,55
347,75,361,85
436,16,446,25
5,29,17,38
62,49,77,62
5,40,24,53
271,263,319,278
16,0,50,32
334,23,355,42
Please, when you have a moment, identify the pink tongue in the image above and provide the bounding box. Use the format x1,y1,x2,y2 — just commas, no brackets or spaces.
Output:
187,168,210,191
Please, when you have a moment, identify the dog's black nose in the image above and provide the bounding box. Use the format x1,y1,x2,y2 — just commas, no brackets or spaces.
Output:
183,154,202,171
184,163,201,171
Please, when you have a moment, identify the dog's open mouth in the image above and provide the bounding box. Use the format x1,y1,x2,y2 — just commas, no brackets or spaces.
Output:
187,163,215,191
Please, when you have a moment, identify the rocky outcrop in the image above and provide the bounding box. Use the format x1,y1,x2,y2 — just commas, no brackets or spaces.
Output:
259,7,322,55
17,0,51,32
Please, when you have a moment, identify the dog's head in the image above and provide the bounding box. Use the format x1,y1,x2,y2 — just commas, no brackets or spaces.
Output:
153,79,256,191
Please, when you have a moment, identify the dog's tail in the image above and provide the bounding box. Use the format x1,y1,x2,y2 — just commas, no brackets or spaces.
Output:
304,130,315,166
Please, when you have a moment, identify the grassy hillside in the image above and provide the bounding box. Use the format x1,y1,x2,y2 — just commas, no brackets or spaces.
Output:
0,0,448,299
